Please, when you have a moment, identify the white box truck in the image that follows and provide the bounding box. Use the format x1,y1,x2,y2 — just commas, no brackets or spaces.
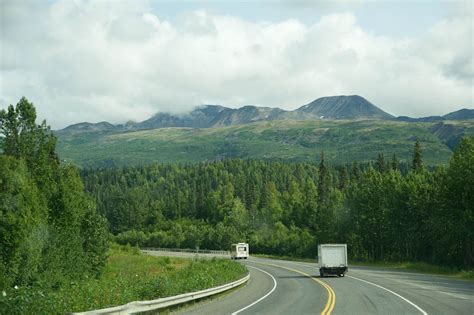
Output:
318,244,348,277
231,243,249,259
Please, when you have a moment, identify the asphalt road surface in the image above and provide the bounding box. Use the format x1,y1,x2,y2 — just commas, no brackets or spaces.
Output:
145,251,473,314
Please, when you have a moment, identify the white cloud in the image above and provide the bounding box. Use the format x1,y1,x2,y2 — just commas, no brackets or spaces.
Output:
0,0,472,128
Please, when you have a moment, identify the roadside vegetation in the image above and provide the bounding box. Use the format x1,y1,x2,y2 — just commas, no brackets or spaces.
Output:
350,261,474,280
87,137,473,271
0,98,109,308
0,244,247,314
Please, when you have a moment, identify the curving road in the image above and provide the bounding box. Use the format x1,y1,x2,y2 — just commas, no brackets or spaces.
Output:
145,251,473,315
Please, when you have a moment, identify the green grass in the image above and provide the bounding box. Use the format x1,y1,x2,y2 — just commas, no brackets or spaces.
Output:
55,119,473,167
351,261,474,280
0,244,248,314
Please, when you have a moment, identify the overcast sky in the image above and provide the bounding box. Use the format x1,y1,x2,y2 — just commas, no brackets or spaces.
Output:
1,0,473,129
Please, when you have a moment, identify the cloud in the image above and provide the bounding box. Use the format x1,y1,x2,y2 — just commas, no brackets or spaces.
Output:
0,0,472,128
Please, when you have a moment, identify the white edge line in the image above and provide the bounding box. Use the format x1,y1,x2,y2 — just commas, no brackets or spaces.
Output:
347,275,428,315
231,265,278,315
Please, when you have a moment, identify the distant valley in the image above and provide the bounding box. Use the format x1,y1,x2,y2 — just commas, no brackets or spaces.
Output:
56,95,474,167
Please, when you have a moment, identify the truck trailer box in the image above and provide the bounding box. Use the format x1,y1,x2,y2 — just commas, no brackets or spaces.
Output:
318,244,348,277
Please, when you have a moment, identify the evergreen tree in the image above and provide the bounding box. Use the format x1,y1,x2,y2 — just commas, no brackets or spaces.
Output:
432,137,474,267
391,153,399,171
338,166,349,189
412,140,423,172
261,181,283,223
284,179,304,225
318,151,330,204
375,153,387,173
351,161,361,181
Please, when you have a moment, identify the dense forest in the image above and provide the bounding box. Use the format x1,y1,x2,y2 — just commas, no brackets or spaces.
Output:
82,138,473,269
0,98,109,290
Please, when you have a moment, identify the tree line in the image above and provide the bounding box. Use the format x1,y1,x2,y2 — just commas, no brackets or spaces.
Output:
82,138,473,268
0,98,109,290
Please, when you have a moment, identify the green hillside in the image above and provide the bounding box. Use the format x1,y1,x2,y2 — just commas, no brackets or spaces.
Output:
56,119,473,167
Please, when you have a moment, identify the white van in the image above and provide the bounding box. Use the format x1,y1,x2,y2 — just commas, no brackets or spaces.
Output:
231,243,249,259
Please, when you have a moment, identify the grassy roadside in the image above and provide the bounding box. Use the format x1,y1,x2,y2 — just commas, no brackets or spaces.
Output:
251,254,473,280
350,261,474,280
0,244,248,314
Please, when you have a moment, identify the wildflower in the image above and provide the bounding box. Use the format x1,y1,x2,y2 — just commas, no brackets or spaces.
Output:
14,285,18,290
2,291,6,297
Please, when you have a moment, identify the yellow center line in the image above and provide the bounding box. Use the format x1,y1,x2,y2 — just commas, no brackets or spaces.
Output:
248,261,336,315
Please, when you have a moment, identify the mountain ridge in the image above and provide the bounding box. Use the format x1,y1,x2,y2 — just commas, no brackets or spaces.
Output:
58,95,473,133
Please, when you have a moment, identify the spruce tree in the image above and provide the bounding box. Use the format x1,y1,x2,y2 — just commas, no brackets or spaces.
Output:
318,151,330,204
376,153,387,173
391,153,399,171
412,140,423,172
351,161,361,180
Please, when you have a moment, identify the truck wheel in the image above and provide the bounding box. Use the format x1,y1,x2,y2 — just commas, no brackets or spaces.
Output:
340,273,345,277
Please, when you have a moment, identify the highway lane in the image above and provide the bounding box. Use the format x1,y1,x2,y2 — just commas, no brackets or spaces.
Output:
255,258,473,315
242,258,422,315
173,259,329,315
347,266,473,314
144,251,473,314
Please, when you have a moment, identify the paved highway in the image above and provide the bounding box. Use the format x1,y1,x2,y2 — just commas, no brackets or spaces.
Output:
146,251,473,314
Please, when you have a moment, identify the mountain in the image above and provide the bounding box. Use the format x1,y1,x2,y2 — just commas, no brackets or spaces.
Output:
59,95,398,134
124,105,288,129
61,121,118,133
296,95,394,120
396,116,445,123
211,106,287,126
130,105,227,130
55,95,473,167
395,109,474,122
58,96,473,135
443,108,474,120
56,119,474,168
430,121,474,149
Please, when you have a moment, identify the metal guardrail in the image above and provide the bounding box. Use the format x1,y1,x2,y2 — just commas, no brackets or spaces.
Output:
142,247,231,256
71,273,250,314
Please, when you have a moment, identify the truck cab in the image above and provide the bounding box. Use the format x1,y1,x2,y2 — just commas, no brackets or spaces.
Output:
231,243,249,259
318,244,348,277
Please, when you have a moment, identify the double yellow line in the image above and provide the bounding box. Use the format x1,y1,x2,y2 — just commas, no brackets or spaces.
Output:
318,275,336,315
250,261,336,315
